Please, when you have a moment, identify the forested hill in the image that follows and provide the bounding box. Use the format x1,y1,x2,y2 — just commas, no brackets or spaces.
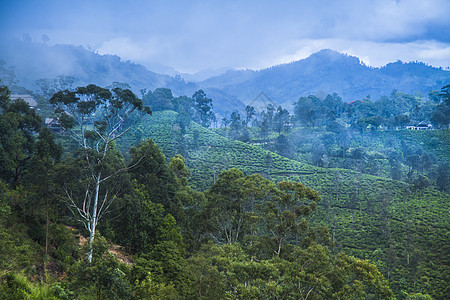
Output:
199,49,450,105
0,38,198,96
2,40,449,116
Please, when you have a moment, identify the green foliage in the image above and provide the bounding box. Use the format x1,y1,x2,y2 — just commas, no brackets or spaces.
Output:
48,224,80,270
192,89,214,128
128,139,178,212
133,274,177,300
0,80,448,300
0,183,40,274
111,183,166,254
0,85,43,187
125,110,449,299
68,235,132,300
187,242,392,299
131,240,190,298
0,272,70,300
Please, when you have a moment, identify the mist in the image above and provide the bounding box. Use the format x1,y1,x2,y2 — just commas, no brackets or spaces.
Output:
1,0,450,73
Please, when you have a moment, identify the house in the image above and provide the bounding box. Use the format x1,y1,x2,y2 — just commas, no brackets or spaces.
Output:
10,94,38,109
45,117,64,133
406,122,433,130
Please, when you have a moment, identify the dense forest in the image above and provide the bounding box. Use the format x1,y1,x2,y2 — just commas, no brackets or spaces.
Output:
0,73,449,300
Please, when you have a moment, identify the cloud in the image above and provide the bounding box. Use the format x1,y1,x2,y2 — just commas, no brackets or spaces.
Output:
270,39,450,69
1,0,450,72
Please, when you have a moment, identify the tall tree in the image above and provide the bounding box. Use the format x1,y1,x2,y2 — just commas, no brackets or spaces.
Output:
431,84,450,128
273,105,290,134
192,89,214,127
229,110,242,140
50,84,151,262
244,105,256,127
264,181,321,257
23,127,62,254
0,85,42,187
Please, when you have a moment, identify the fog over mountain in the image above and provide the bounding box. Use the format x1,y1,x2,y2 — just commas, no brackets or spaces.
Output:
199,49,450,107
0,39,449,117
0,38,198,97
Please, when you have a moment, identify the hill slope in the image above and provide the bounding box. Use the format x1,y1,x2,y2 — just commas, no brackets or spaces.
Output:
200,49,450,105
122,110,449,298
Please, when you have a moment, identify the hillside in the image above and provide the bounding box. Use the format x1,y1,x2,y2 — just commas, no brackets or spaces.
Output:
199,49,450,105
0,38,198,97
2,41,449,119
123,110,450,298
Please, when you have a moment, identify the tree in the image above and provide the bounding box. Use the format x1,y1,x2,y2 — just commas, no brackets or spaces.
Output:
131,214,190,298
435,163,450,192
229,110,242,140
412,175,429,209
50,84,151,262
258,114,270,143
36,75,75,99
0,61,19,88
69,235,132,299
431,84,450,128
0,85,42,187
112,184,165,254
428,90,440,103
192,89,214,127
127,139,180,220
244,105,256,127
294,95,321,127
264,181,321,257
173,95,194,134
356,116,385,132
323,93,345,118
22,127,62,254
142,88,174,111
273,105,290,134
274,134,293,158
205,169,278,244
394,113,410,128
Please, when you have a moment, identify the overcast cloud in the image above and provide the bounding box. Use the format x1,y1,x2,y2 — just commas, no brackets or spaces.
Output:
1,0,449,73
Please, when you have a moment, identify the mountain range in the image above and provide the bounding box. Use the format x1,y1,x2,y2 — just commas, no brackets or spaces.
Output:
0,38,449,116
200,49,450,108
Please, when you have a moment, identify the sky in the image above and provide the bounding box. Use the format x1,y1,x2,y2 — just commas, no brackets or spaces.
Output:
1,0,450,73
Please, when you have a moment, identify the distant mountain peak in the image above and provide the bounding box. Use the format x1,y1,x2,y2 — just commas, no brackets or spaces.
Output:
305,49,360,64
310,48,343,57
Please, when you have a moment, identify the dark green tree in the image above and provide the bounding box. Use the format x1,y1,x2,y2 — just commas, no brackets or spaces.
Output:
127,139,179,218
192,89,214,127
142,88,174,111
264,181,321,257
0,85,42,187
244,105,256,127
431,84,450,128
112,184,165,254
229,110,242,140
273,105,290,134
294,95,321,127
435,163,450,192
22,127,62,254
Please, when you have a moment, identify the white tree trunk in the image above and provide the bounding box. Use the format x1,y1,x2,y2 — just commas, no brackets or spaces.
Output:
87,172,101,263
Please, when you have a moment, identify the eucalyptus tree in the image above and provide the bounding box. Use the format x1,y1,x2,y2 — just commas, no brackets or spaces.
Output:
50,84,151,262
